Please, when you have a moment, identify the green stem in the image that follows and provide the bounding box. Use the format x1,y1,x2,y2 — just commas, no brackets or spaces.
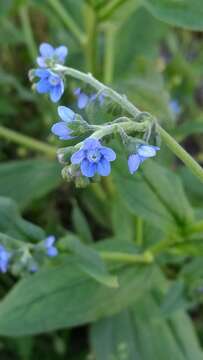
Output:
19,5,37,61
0,125,56,158
47,0,87,46
104,24,116,84
54,65,203,184
55,65,140,117
98,0,130,21
157,125,203,184
100,250,153,264
185,220,203,235
84,4,97,73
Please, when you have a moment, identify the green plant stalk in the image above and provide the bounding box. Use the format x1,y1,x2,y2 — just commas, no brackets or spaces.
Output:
104,25,116,84
100,250,153,264
0,125,56,158
19,6,37,61
54,64,203,184
84,4,97,73
47,0,87,46
98,0,130,20
185,220,203,235
157,125,203,184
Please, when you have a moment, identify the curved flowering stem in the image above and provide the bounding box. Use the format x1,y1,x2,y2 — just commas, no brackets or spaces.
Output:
53,64,203,184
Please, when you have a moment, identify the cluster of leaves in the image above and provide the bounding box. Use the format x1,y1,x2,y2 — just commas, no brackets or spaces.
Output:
1,0,203,359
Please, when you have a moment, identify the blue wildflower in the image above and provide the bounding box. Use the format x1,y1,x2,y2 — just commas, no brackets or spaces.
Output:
44,236,58,257
35,69,64,102
51,106,75,140
37,43,68,68
0,245,11,273
169,100,181,115
74,88,105,109
128,144,160,174
71,138,116,177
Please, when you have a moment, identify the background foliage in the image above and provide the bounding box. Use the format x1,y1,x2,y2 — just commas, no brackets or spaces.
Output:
1,0,203,359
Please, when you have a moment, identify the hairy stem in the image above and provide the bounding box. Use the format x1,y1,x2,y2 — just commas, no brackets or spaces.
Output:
0,125,56,158
54,64,203,184
100,250,153,264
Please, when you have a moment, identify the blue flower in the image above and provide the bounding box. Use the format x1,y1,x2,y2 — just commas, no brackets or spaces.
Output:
44,236,58,257
74,88,105,109
37,43,68,68
0,245,11,273
71,138,116,177
128,144,160,174
169,100,181,115
35,69,64,102
51,106,75,140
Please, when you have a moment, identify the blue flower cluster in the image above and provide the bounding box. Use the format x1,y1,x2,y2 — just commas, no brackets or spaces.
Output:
34,43,68,103
30,43,161,182
0,235,58,274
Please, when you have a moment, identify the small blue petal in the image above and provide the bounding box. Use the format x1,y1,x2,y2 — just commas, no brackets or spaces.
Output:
81,159,96,177
97,158,111,176
54,46,68,63
58,106,75,122
74,87,81,96
39,43,54,57
100,147,116,161
47,246,58,257
37,57,47,68
36,79,50,93
128,154,141,174
50,82,64,102
83,138,101,150
45,235,56,248
137,145,158,158
51,122,71,139
77,93,89,109
71,149,85,164
35,69,49,79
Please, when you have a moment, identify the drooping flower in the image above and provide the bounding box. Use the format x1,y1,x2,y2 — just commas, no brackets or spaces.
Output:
0,245,11,273
74,88,105,109
44,236,58,257
37,43,68,68
71,138,116,177
35,69,64,102
51,106,75,140
128,144,160,174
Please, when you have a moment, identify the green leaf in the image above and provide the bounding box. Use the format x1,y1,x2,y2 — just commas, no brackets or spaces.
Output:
59,235,118,288
0,242,155,336
0,159,61,209
113,159,193,232
142,0,203,31
72,202,93,243
90,293,203,360
0,196,45,241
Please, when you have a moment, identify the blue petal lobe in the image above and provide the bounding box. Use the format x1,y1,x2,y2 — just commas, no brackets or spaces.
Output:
36,79,50,93
81,159,96,177
51,122,71,139
50,82,64,102
83,138,101,150
54,46,68,62
71,149,85,164
77,93,89,109
37,57,47,68
128,154,141,174
45,235,55,248
39,43,54,57
137,145,157,158
35,69,49,78
58,106,75,122
100,147,116,161
97,158,111,176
